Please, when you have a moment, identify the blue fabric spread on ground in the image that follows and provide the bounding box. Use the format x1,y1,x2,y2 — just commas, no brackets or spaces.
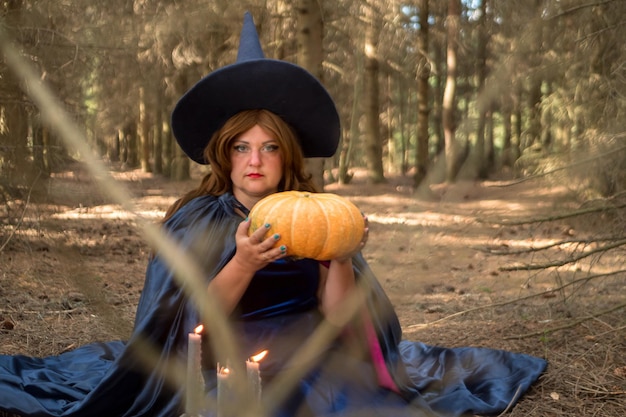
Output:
0,192,546,417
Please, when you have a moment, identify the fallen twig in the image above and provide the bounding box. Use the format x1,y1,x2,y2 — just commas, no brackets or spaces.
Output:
588,324,626,339
499,238,626,271
404,269,626,331
495,384,523,416
480,237,622,255
0,307,87,315
487,141,626,187
503,302,626,340
0,173,39,253
580,189,626,208
480,202,626,226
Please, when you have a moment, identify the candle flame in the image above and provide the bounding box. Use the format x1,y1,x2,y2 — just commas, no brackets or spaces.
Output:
250,350,268,363
194,324,203,334
217,363,230,375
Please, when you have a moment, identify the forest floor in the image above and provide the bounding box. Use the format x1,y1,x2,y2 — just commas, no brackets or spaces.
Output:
1,164,625,416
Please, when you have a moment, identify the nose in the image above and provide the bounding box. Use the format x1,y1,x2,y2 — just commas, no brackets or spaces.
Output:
249,148,262,166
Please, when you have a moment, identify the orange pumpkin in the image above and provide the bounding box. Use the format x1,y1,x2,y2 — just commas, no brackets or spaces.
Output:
248,191,365,261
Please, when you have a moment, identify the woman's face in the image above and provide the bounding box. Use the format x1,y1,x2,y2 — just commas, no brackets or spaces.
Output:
230,124,284,208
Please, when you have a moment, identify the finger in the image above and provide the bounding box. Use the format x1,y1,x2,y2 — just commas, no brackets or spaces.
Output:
249,222,271,243
260,245,287,262
259,232,281,251
237,217,251,236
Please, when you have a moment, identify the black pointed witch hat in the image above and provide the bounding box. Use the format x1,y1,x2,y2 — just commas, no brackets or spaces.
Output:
171,12,340,164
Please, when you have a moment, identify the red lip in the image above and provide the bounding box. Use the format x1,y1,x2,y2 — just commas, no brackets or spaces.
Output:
247,173,263,178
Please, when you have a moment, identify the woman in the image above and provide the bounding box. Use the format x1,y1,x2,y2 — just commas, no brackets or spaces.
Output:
163,108,395,416
0,12,546,417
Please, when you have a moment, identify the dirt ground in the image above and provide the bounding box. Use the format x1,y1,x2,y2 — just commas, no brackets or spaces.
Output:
1,165,625,416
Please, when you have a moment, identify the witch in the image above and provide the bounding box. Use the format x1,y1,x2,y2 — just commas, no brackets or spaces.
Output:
0,13,546,417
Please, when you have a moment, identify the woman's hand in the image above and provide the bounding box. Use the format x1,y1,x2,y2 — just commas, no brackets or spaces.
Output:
232,218,288,271
334,215,369,263
318,215,367,319
208,219,287,314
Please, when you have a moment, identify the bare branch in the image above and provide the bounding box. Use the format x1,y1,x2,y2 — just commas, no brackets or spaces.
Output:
0,173,39,254
546,0,622,20
404,269,626,332
503,302,626,340
480,237,623,255
500,238,626,271
483,202,626,226
488,141,626,188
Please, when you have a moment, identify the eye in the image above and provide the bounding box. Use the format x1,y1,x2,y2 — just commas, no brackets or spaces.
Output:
262,144,280,152
233,143,250,153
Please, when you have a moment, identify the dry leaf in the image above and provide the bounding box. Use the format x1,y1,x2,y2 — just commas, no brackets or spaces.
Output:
0,319,15,330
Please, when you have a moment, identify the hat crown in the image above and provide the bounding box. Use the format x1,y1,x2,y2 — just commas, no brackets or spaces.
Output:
236,12,265,62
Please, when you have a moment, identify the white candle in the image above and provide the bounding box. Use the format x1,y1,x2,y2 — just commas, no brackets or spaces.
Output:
246,350,267,401
217,364,232,417
186,325,203,415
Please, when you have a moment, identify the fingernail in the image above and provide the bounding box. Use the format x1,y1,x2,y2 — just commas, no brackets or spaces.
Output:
265,223,271,228
280,245,286,252
273,233,280,240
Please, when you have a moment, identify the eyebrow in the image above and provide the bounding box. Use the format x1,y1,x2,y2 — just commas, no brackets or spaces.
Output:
233,139,279,145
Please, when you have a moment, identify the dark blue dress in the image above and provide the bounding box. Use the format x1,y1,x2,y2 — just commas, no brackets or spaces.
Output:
0,193,546,417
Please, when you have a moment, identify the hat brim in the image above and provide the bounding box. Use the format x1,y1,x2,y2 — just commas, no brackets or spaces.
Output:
171,59,340,164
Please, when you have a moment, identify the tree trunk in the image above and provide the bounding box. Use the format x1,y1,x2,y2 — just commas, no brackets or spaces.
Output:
385,75,395,173
502,106,513,167
526,78,542,150
432,15,445,157
125,123,138,168
475,0,490,178
41,125,52,174
2,101,30,180
118,128,127,164
540,83,553,149
338,50,363,185
172,142,190,181
414,0,430,187
297,0,326,190
443,0,461,182
525,0,544,150
108,132,120,163
485,108,494,170
138,86,152,173
363,4,385,184
513,84,522,158
398,77,408,175
32,120,48,177
1,0,32,183
163,117,173,178
153,85,164,175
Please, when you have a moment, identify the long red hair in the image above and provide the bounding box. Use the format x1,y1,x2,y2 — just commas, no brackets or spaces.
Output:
162,109,319,222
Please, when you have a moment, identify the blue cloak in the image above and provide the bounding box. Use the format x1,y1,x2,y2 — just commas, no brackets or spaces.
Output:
0,193,546,417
